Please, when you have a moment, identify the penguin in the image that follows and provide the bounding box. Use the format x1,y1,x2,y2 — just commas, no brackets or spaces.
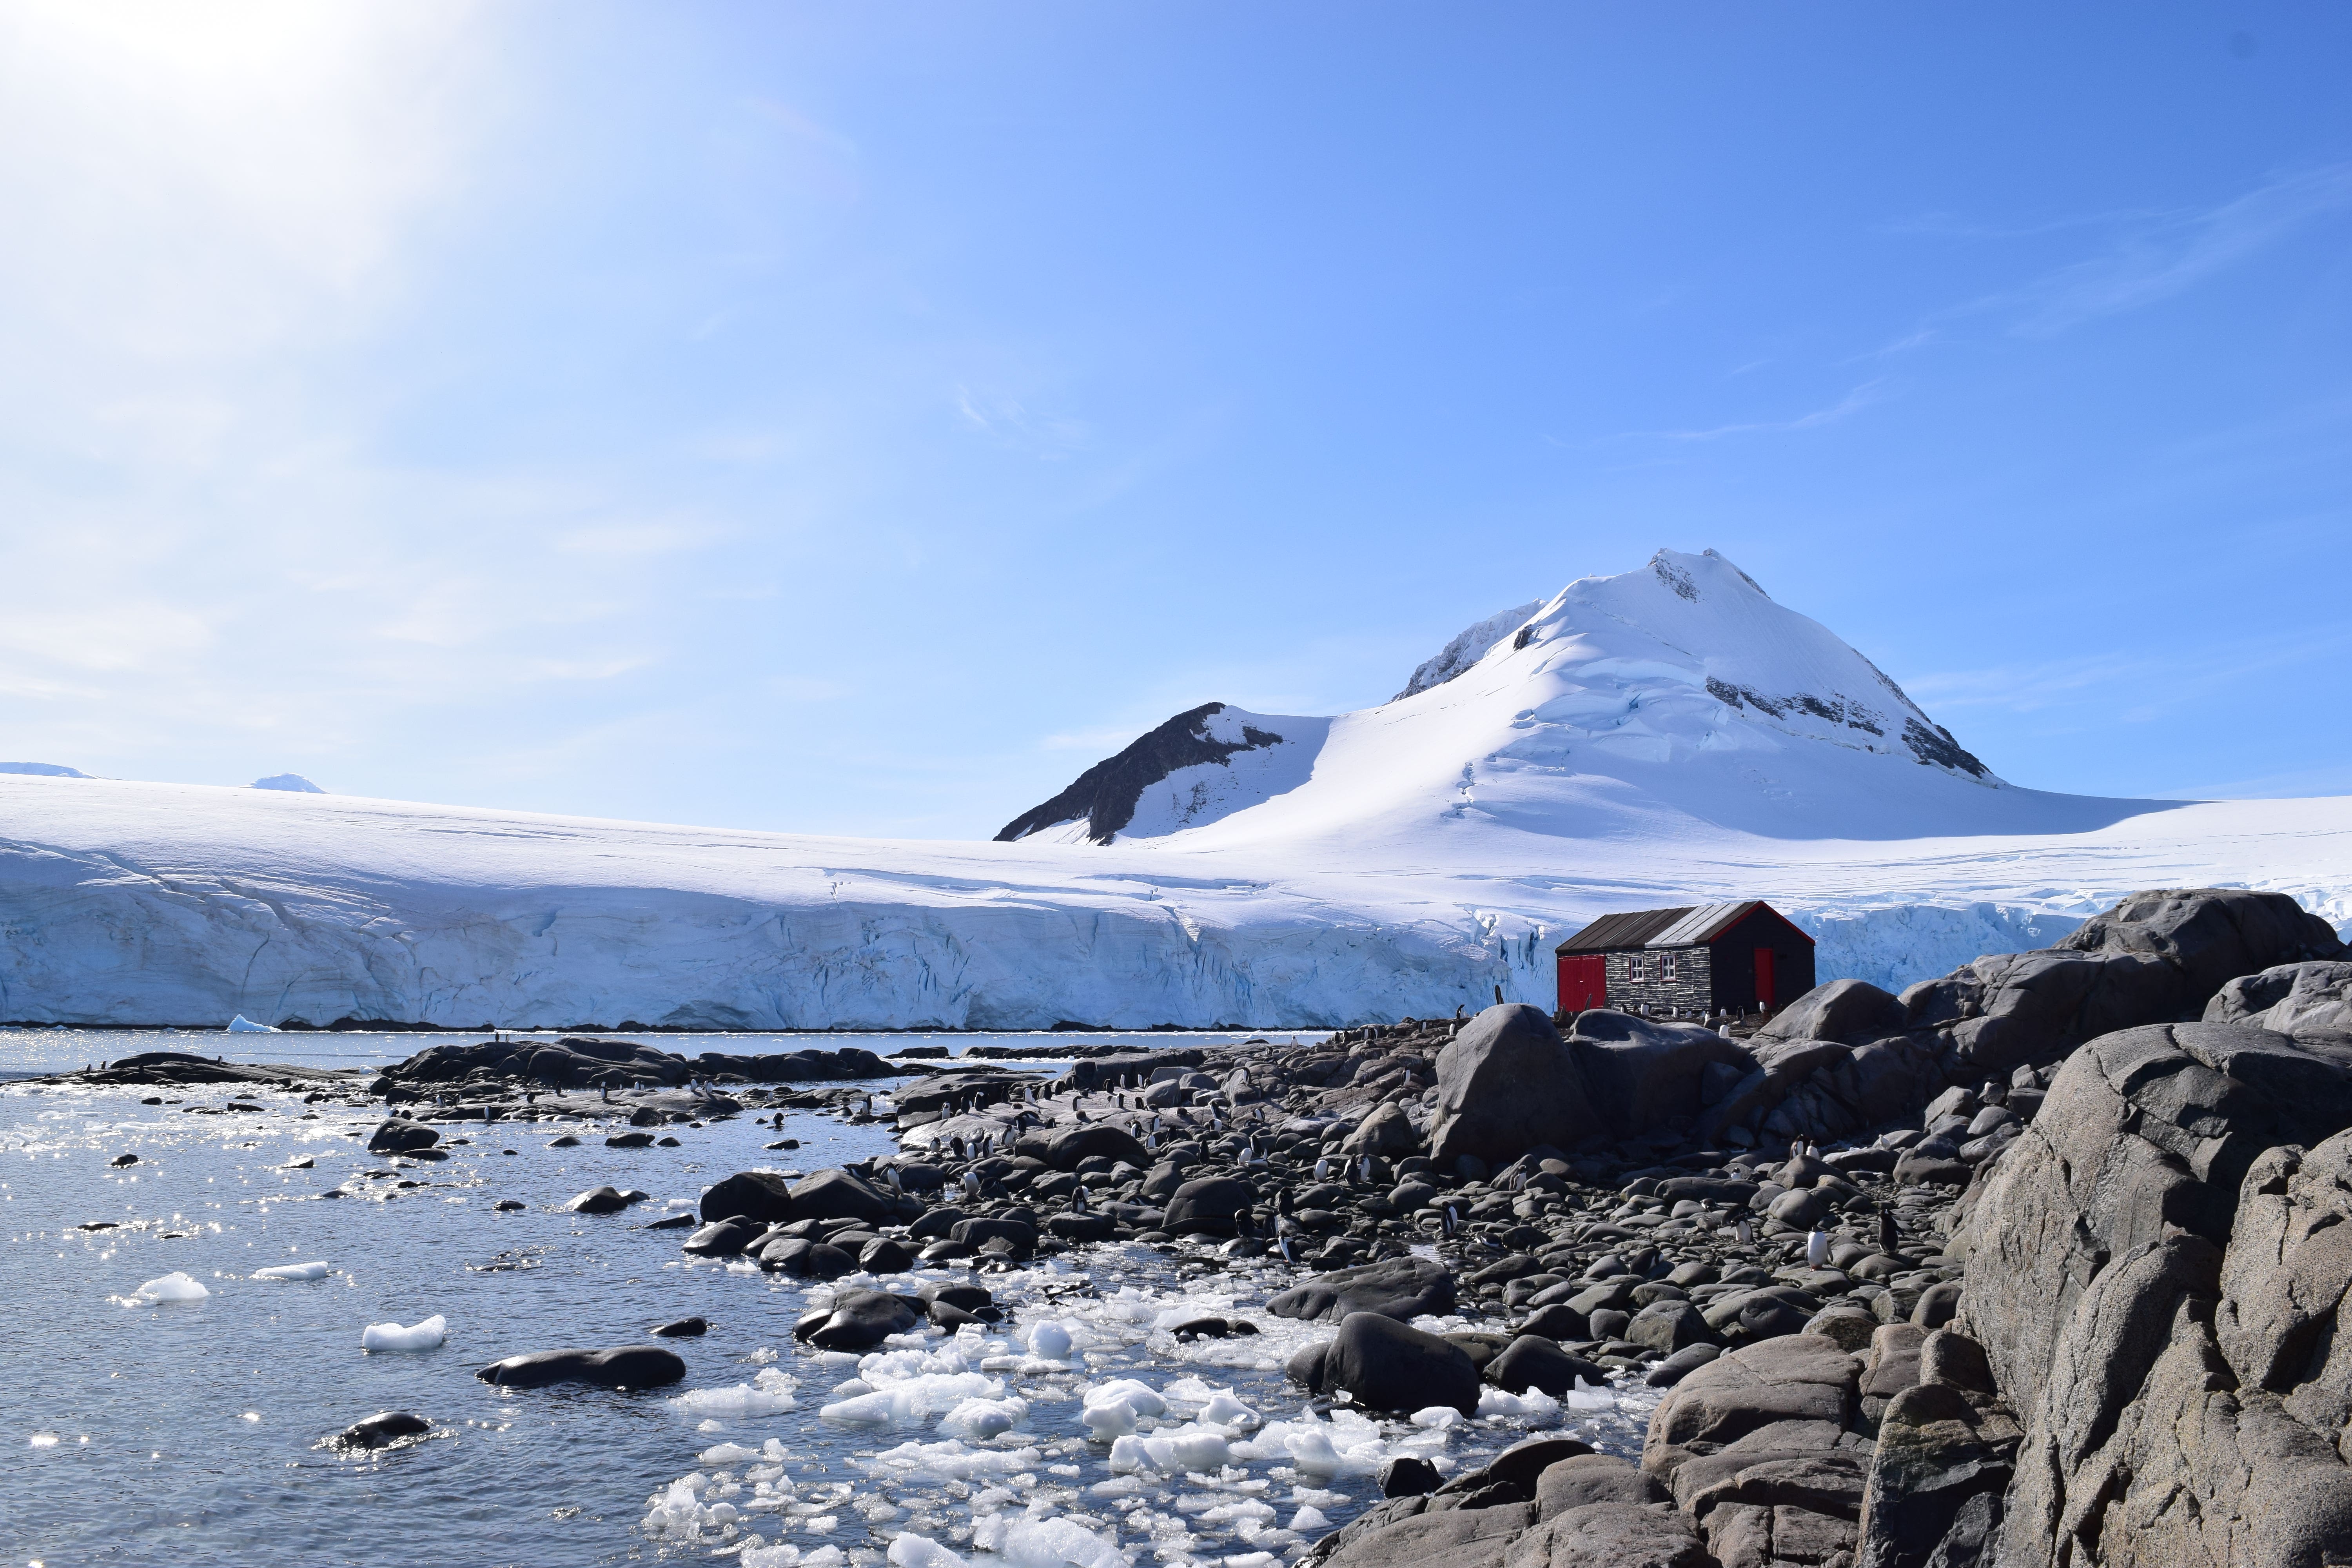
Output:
1806,1228,1830,1269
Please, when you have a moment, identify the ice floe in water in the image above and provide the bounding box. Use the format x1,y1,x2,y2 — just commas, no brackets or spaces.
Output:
359,1314,446,1351
123,1271,209,1305
253,1261,331,1281
671,1366,802,1418
638,1245,1664,1568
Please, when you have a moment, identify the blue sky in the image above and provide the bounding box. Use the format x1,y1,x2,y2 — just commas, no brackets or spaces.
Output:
0,3,2346,836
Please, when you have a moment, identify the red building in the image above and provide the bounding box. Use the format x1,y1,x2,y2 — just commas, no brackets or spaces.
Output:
1555,901,1816,1016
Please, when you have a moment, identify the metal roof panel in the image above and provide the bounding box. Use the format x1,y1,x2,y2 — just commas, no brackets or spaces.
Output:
1647,900,1759,947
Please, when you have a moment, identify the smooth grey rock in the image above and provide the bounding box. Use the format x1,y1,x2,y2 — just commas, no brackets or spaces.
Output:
792,1287,920,1351
1291,1311,1481,1415
1534,1455,1666,1519
1427,1005,1601,1167
1380,1455,1443,1498
681,1217,764,1256
1501,1501,1710,1568
1486,1335,1609,1397
1642,1334,1860,1470
1954,1022,2352,1414
474,1345,685,1388
788,1168,892,1224
1566,1010,1753,1137
1163,1175,1254,1236
1322,1501,1535,1568
1755,978,1908,1047
367,1118,439,1154
699,1169,795,1225
2207,959,2352,1038
1345,1101,1423,1158
1269,1255,1455,1323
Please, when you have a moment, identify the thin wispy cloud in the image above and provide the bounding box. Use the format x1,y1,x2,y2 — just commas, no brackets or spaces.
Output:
1610,379,1886,443
1880,164,2352,352
2005,164,2352,336
1909,622,2352,722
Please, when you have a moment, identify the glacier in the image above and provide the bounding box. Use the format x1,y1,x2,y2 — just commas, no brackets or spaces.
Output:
3,548,2348,1029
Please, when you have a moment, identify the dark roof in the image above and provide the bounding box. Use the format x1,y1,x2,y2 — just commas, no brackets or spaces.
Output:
1555,899,1813,953
1556,907,1693,954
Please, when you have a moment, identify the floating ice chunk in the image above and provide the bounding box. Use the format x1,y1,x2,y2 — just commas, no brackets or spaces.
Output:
1290,1506,1331,1533
1564,1377,1615,1412
1199,1392,1260,1430
254,1262,331,1281
700,1441,763,1464
863,1437,1044,1481
937,1396,1029,1441
972,1515,1126,1568
671,1368,801,1417
1079,1377,1167,1439
741,1548,801,1568
822,1371,1002,1425
1409,1406,1463,1430
889,1536,971,1568
360,1314,446,1351
1226,1553,1281,1568
1025,1321,1074,1361
833,1378,876,1397
226,1015,279,1033
1107,1422,1236,1475
127,1271,210,1305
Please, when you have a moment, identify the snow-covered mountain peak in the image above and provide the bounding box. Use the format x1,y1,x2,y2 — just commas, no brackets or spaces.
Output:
1483,547,1993,785
1006,546,2046,853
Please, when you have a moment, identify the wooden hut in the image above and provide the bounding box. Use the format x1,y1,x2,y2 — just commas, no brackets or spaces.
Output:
1554,901,1815,1016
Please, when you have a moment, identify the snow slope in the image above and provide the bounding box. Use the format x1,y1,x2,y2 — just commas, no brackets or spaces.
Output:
4,549,2348,1029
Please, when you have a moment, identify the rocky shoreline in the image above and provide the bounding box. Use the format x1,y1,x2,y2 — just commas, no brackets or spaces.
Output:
29,885,2352,1566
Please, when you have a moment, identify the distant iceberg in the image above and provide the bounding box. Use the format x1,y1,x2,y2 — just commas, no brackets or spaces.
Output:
0,762,90,777
249,774,325,793
226,1015,279,1033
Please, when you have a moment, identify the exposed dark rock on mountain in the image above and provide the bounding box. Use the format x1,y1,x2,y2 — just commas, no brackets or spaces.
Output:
994,701,1289,844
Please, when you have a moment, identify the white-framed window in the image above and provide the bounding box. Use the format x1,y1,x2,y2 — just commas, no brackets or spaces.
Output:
1662,951,1679,982
1628,954,1647,982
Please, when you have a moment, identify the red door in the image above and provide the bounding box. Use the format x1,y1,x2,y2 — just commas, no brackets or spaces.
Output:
1754,947,1776,1010
1557,954,1607,1012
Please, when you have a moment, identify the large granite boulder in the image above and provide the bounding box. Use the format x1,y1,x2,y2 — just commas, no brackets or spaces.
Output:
1043,1124,1152,1171
1952,1018,2352,1566
1162,1175,1254,1236
1269,1255,1455,1323
788,1167,894,1224
1343,1101,1423,1158
1954,1022,2352,1411
1289,1311,1481,1415
1427,1005,1600,1166
1642,1333,1862,1475
2206,959,2352,1037
1902,888,2345,1076
1321,1503,1536,1568
699,1169,795,1225
1754,979,1907,1047
1564,1010,1753,1136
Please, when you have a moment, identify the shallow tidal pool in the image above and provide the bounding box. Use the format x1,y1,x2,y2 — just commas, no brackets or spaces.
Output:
2,1030,1654,1566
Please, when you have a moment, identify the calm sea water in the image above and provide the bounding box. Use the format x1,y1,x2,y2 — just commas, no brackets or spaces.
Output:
1,1030,1650,1568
